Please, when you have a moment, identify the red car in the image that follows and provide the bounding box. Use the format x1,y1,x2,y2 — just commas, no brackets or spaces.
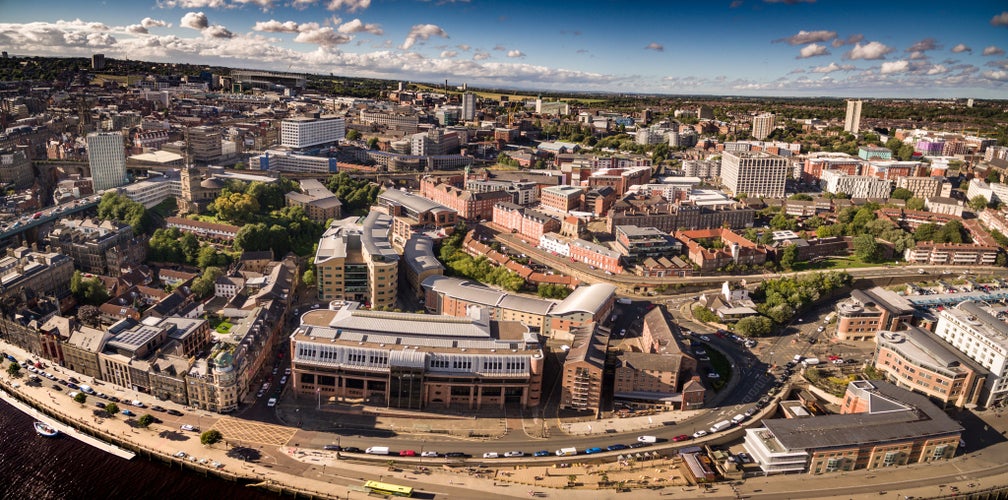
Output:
672,434,690,442
399,450,416,457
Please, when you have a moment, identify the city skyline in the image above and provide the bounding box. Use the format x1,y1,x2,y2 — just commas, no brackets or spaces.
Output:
1,1,1007,98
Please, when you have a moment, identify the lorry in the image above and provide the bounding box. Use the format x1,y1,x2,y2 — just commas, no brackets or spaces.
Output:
709,420,732,433
555,447,578,457
802,357,821,367
637,435,657,444
365,446,390,455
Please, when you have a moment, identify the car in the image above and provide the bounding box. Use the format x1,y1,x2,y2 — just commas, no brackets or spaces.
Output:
672,434,690,442
68,377,79,384
583,447,603,455
421,451,439,457
628,442,648,449
132,400,145,408
482,452,499,459
284,368,291,376
533,450,550,457
606,444,628,451
692,430,708,438
51,383,62,391
58,379,69,386
95,402,106,409
707,371,720,379
619,329,626,337
121,409,135,416
698,335,710,341
445,452,469,458
272,367,278,375
694,349,707,355
744,408,756,417
342,447,363,454
745,339,757,348
738,452,753,464
324,445,342,451
817,326,825,333
151,405,166,412
832,358,844,364
167,409,183,416
280,376,288,385
399,450,417,457
699,356,710,362
174,451,187,458
504,451,526,457
181,424,198,432
267,397,277,407
808,338,817,344
261,382,270,391
108,396,121,403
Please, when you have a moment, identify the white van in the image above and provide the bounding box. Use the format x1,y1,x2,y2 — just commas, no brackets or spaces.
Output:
555,447,578,457
637,435,657,444
802,357,821,367
365,446,390,455
731,414,747,425
709,420,732,433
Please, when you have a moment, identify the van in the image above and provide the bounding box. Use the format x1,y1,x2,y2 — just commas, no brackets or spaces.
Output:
637,435,657,444
365,446,390,455
802,357,821,367
709,420,732,433
555,447,578,457
617,298,632,305
731,414,747,425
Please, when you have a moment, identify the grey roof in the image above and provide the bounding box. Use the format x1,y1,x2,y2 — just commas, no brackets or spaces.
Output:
499,294,556,316
379,188,453,215
551,283,616,316
852,287,915,315
67,326,109,353
361,212,398,262
422,275,556,315
877,326,988,376
403,235,444,274
106,323,163,351
617,351,683,373
762,380,962,450
566,325,608,368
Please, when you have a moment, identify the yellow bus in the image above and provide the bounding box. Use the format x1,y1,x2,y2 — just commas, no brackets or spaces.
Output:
363,480,413,497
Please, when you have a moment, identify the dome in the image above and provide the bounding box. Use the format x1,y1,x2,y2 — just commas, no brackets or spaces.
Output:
200,177,225,189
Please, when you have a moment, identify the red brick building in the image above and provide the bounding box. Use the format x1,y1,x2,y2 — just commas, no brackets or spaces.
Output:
420,177,512,220
568,238,623,274
674,228,767,272
492,202,560,242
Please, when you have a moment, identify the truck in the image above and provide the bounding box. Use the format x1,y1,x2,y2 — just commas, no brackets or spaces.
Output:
709,420,732,433
555,447,578,457
617,298,632,305
365,446,390,455
801,357,821,367
637,435,657,444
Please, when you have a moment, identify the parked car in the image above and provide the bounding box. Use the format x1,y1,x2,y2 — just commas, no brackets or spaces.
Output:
482,452,499,459
267,398,278,407
121,409,135,416
324,445,342,451
342,447,362,454
421,451,439,457
533,450,550,457
606,444,628,451
151,405,166,412
180,424,198,432
504,451,525,457
672,434,690,442
167,409,183,416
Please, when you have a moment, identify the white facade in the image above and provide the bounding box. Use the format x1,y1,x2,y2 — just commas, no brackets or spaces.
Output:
933,302,1008,408
751,113,775,141
281,116,345,149
539,233,571,257
86,132,127,191
821,170,892,198
462,93,476,121
844,100,862,134
967,178,1008,205
118,177,181,208
682,159,720,179
743,428,809,474
720,151,790,199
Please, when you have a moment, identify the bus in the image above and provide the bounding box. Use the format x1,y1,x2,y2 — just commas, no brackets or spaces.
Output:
363,480,413,497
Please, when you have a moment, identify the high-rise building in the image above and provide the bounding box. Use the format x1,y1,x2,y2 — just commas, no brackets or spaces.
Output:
187,126,222,164
91,53,105,70
281,116,346,149
844,99,862,134
462,92,476,121
86,132,126,191
751,113,775,140
720,150,790,199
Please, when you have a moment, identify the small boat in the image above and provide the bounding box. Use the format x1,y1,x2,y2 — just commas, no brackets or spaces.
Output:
34,421,58,437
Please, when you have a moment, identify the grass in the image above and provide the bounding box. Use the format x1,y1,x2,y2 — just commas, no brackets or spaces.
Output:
150,197,178,218
791,256,888,272
214,321,233,334
703,343,732,392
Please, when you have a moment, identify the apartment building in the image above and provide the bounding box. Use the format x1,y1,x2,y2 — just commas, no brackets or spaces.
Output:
874,327,987,409
802,152,863,182
720,151,790,198
865,161,926,180
586,166,652,197
607,194,755,233
844,100,862,134
613,225,678,264
675,228,767,272
568,238,623,274
492,202,560,242
895,176,947,199
313,213,399,310
966,178,1008,205
45,218,137,275
934,301,1008,408
285,178,342,223
165,217,241,241
751,112,775,140
979,208,1008,236
0,149,33,189
682,159,720,180
835,287,915,341
419,177,511,221
903,242,999,266
187,126,223,164
378,188,458,248
924,196,964,217
820,170,892,199
281,116,346,149
290,301,544,410
0,247,75,303
560,325,608,415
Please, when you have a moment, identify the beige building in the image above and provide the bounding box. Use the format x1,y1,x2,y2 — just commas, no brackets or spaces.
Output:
285,178,342,223
63,326,111,379
314,212,399,309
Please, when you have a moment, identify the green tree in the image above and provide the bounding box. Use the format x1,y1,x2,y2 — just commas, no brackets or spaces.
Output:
906,197,926,210
537,283,572,299
366,137,379,149
789,193,813,201
969,195,990,212
137,414,154,428
779,244,799,270
7,363,20,377
346,129,361,141
74,392,87,404
302,269,316,287
97,191,150,234
105,402,119,416
852,233,880,262
200,429,222,446
987,169,1002,185
191,267,223,299
692,305,718,323
890,187,914,201
734,316,773,337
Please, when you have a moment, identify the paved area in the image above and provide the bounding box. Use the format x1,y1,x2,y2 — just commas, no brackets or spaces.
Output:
212,416,297,447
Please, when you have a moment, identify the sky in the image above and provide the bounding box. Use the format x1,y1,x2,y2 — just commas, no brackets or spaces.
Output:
1,0,1007,98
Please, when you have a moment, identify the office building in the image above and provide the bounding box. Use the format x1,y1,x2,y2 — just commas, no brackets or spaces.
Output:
874,327,987,409
45,218,137,275
313,213,399,310
462,92,477,121
844,100,862,134
285,178,342,223
751,113,775,141
378,188,458,248
281,116,346,149
934,301,1008,408
858,146,892,161
86,132,127,191
835,287,915,341
720,151,790,199
187,126,222,164
401,235,443,300
540,185,584,214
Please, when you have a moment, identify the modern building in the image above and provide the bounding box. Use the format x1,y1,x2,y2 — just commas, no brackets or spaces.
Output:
560,325,608,415
751,113,775,141
874,327,987,409
744,380,962,475
466,179,538,206
281,116,346,149
934,301,1008,408
540,185,584,214
835,287,915,341
461,92,477,121
378,188,458,248
289,301,544,410
844,99,862,134
895,176,947,200
187,126,222,164
802,152,863,183
401,234,444,300
313,213,399,310
903,242,999,266
720,151,790,199
607,194,755,233
613,225,678,264
86,132,127,191
858,146,892,161
820,170,892,199
255,150,339,174
285,178,341,223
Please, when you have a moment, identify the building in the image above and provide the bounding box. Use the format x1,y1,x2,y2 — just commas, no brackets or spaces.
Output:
45,218,136,275
844,99,862,134
63,326,111,379
613,225,678,264
466,179,538,206
682,159,720,180
720,151,790,199
401,235,443,300
802,152,863,183
560,325,608,415
285,178,341,223
91,53,105,70
492,202,560,242
744,380,962,475
966,178,1008,205
0,247,75,304
419,177,511,221
289,301,544,410
539,185,583,214
313,213,399,310
86,132,127,191
255,150,339,174
895,176,946,199
358,110,420,133
568,238,623,274
751,113,775,141
820,170,892,199
281,116,346,149
0,149,33,189
461,93,476,121
924,196,964,217
858,146,892,161
165,217,241,241
378,188,458,248
586,167,652,197
835,287,915,341
934,301,1008,408
607,193,754,233
874,327,987,409
675,228,767,272
187,126,222,164
903,242,999,266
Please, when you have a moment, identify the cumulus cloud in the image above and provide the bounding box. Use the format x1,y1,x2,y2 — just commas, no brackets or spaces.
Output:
181,12,209,31
926,64,949,75
951,43,971,53
294,26,350,46
507,49,524,58
127,25,149,34
327,0,371,12
880,60,910,74
906,38,939,53
774,29,836,45
983,46,1005,56
401,24,447,50
810,62,855,73
141,18,168,29
797,43,829,58
338,19,382,35
472,51,490,60
203,25,233,39
845,41,893,60
991,12,1008,27
984,70,1008,81
253,20,300,33
159,0,226,7
644,42,663,52
440,50,456,58
232,0,275,10
907,51,928,60
831,33,863,48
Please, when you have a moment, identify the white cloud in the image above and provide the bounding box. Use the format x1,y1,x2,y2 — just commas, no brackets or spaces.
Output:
991,12,1008,27
983,70,1008,81
159,0,226,7
294,26,350,46
951,43,971,53
880,60,910,74
906,38,939,53
203,25,233,39
983,46,1005,56
644,42,663,52
327,0,371,12
141,18,168,29
797,43,829,58
810,62,854,73
456,44,470,51
926,64,948,75
401,24,447,50
181,12,209,31
845,41,893,60
907,51,927,60
338,19,382,35
831,33,863,48
253,20,300,33
473,51,490,60
775,29,836,45
440,50,457,58
507,49,524,58
232,0,275,10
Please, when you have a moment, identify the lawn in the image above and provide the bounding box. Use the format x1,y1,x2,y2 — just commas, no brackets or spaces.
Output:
792,256,887,272
215,321,233,334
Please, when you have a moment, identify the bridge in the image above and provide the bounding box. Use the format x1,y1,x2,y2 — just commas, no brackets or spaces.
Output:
0,195,102,248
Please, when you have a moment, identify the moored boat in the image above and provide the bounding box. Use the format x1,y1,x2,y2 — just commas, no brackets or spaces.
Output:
34,420,58,437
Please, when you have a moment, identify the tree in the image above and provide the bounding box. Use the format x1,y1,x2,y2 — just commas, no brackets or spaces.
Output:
890,187,914,201
74,392,87,404
969,195,990,212
105,402,119,416
366,137,379,149
302,269,316,287
852,233,880,262
137,414,154,428
537,283,572,299
6,363,20,377
988,169,1002,185
906,197,926,210
734,316,773,337
779,244,799,271
346,129,361,141
789,193,813,201
200,429,222,446
77,304,100,326
191,267,223,299
692,305,718,323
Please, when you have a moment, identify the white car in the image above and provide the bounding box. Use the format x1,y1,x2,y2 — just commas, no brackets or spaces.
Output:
504,451,525,458
181,424,198,432
483,452,499,459
707,371,720,379
421,451,439,457
267,397,277,407
692,430,708,438
174,451,187,458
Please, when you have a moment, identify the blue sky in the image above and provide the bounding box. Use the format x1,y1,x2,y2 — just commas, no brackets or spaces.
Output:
1,0,1007,97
